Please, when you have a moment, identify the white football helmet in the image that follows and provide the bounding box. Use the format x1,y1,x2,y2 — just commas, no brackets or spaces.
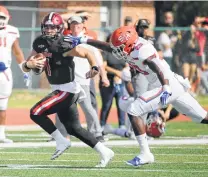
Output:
0,6,10,28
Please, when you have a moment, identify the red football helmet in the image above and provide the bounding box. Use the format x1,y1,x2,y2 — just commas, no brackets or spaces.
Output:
146,112,166,138
41,12,64,39
0,6,10,29
110,26,138,60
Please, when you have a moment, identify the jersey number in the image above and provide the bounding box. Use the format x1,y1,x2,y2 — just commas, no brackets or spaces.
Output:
0,37,7,47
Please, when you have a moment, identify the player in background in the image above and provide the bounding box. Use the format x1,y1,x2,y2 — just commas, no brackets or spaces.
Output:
65,26,208,167
0,6,29,143
21,12,114,167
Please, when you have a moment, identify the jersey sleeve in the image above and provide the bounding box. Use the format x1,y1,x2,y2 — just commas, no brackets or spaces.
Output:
137,43,158,62
32,36,42,53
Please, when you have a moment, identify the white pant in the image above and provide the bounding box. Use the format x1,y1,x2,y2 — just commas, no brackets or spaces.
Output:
0,68,13,110
127,75,207,123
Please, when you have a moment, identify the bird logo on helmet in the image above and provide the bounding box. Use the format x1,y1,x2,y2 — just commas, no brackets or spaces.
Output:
0,6,10,29
41,12,64,39
146,111,166,138
110,26,138,60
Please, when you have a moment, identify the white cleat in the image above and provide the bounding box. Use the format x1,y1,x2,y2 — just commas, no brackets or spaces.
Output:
95,148,115,168
126,153,154,167
0,138,13,143
51,140,71,160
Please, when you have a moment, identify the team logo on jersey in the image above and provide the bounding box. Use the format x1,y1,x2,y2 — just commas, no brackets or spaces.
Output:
38,44,45,48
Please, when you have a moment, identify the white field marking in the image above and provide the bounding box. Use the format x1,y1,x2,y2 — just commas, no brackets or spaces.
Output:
0,152,208,157
0,139,207,148
7,134,50,137
1,158,208,164
0,165,208,173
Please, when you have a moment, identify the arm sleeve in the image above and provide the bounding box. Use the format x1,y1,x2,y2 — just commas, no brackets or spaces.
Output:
139,44,172,80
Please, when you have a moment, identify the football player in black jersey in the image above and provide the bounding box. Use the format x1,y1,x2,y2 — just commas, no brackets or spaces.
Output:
21,12,114,167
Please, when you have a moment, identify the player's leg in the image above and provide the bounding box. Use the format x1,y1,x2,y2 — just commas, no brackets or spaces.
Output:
172,92,208,124
58,102,114,167
125,87,165,167
55,114,69,138
0,68,13,143
30,90,74,159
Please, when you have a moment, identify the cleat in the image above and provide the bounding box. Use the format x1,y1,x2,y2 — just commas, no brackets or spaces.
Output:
126,153,154,167
95,148,114,168
0,138,13,143
51,140,71,160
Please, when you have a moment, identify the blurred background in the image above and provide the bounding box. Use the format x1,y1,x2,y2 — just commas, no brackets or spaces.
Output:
1,0,208,96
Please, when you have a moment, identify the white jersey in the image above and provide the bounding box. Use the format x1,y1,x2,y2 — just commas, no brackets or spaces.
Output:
128,37,174,85
0,25,19,67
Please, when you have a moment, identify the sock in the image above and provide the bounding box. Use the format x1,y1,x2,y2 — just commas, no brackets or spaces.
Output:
0,125,6,139
93,142,108,155
51,129,68,144
136,133,151,154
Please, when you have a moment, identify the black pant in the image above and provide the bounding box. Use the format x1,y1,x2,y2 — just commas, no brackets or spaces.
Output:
30,90,98,148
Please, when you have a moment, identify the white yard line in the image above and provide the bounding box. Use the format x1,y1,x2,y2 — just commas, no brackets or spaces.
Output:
0,138,207,148
0,151,208,156
0,164,207,173
0,159,207,164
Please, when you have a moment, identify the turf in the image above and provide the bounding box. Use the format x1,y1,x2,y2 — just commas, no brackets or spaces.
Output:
0,145,207,177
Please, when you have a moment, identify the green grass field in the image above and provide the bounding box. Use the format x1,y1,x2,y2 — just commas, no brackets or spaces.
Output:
1,90,207,177
0,143,207,177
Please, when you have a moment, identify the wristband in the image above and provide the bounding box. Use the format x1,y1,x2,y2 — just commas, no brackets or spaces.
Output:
162,85,171,93
24,61,31,70
92,66,99,72
19,61,30,72
80,36,88,44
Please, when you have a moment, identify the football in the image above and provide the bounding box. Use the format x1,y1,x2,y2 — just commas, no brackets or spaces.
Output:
31,53,46,75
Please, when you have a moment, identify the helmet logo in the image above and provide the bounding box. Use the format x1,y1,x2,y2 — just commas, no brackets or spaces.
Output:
118,32,131,43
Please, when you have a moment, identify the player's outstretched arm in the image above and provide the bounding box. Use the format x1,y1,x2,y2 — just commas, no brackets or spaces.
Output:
64,35,113,53
63,45,99,78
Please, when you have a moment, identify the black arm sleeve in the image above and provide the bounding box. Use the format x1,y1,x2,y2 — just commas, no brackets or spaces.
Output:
87,39,113,53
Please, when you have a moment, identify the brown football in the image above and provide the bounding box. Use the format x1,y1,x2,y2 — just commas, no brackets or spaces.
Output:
32,53,46,75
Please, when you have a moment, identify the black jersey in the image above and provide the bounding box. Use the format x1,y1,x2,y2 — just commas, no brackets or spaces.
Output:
32,35,75,85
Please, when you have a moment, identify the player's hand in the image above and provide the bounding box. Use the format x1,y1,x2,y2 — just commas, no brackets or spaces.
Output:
26,57,45,69
63,35,88,48
86,66,99,79
160,85,172,106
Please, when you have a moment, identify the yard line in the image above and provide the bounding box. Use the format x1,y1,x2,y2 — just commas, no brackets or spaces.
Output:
0,139,207,148
0,164,208,173
0,151,208,156
1,159,208,164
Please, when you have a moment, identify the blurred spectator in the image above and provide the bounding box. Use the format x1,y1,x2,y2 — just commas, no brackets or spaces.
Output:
157,11,180,71
124,16,133,26
100,35,128,129
157,29,173,69
200,61,208,95
190,16,207,95
181,25,199,85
